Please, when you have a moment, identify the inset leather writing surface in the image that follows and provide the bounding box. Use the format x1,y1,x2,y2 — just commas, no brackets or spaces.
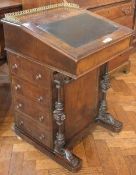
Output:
37,13,118,48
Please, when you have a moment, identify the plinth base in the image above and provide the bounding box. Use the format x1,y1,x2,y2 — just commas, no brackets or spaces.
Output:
14,125,82,172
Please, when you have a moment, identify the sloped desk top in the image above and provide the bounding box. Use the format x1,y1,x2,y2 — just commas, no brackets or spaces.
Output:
3,8,133,77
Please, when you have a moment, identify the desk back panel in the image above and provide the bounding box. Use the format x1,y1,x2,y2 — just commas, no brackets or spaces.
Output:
21,0,126,9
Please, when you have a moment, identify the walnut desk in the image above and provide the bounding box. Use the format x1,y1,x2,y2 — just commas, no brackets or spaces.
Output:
2,4,133,172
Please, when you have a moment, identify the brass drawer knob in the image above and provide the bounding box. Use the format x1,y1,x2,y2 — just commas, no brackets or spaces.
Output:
39,134,45,140
12,64,18,70
39,116,44,122
15,84,21,91
16,103,23,109
35,74,42,80
37,96,43,102
19,121,24,126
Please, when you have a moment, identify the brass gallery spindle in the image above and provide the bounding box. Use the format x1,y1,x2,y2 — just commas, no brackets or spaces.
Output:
4,1,79,24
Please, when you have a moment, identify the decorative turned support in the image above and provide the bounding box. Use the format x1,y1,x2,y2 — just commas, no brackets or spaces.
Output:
95,63,123,132
53,73,81,170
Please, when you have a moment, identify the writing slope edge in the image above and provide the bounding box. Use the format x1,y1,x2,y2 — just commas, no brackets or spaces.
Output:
3,16,133,78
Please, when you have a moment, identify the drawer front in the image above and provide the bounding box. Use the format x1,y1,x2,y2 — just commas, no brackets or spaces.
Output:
15,111,52,147
93,2,133,20
79,0,127,9
14,96,51,128
109,48,131,71
12,77,51,107
8,51,52,87
77,37,131,75
114,15,133,28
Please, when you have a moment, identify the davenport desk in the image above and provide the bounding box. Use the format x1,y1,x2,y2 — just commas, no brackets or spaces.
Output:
2,3,133,172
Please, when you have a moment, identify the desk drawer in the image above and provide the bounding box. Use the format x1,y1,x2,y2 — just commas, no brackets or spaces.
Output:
114,15,133,28
12,77,51,107
79,0,127,9
93,2,133,20
15,111,52,147
8,51,52,87
14,96,51,127
109,47,131,71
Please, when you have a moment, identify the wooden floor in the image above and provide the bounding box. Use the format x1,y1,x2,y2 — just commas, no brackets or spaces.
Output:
1,53,136,175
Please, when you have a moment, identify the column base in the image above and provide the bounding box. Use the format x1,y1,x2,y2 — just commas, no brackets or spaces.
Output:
14,125,82,172
54,148,81,171
95,113,123,132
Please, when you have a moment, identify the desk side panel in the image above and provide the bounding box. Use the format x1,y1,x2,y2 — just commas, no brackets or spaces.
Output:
64,68,99,143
